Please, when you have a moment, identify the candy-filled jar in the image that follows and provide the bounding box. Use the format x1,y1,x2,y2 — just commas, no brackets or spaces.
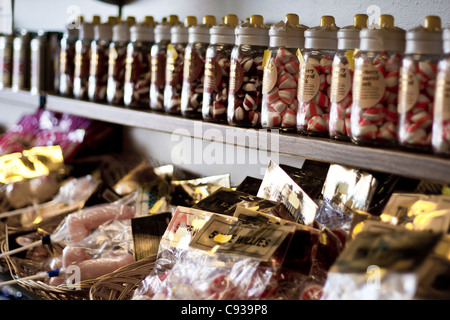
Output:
150,15,179,111
107,18,134,105
165,16,196,114
202,14,238,122
124,16,155,109
398,16,443,152
12,30,32,92
89,17,116,102
59,17,81,97
0,34,14,89
181,15,216,119
297,16,339,136
74,17,99,100
227,15,269,127
433,29,450,156
351,15,405,147
328,14,367,140
261,14,307,131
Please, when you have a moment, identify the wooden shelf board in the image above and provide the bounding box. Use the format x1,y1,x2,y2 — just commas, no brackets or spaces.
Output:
43,94,450,184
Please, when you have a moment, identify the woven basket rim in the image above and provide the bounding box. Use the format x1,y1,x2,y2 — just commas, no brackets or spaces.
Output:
89,254,157,300
1,239,148,300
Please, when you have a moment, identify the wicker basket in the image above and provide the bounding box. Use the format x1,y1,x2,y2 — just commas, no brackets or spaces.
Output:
0,238,94,300
89,254,157,300
1,239,156,300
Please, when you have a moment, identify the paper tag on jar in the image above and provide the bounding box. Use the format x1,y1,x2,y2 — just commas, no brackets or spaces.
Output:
398,67,420,113
183,47,203,83
203,56,222,93
297,62,320,103
229,58,244,94
330,62,352,103
434,70,450,120
353,63,386,108
262,57,277,94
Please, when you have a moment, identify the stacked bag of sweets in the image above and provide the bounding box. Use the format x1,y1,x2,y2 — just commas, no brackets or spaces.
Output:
0,33,14,90
322,192,450,300
88,17,117,103
124,16,156,109
73,16,100,100
202,14,238,123
164,16,196,114
59,16,83,97
261,14,307,132
328,14,368,141
398,16,443,152
227,15,269,128
432,28,450,156
350,15,405,147
180,15,216,119
296,16,339,136
106,17,135,106
150,15,180,111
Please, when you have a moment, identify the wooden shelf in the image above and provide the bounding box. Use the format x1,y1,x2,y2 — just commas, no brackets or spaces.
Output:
0,90,449,184
0,88,42,109
42,94,450,184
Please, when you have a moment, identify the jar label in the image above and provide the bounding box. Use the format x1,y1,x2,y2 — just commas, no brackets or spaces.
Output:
166,46,182,86
330,62,352,103
398,67,419,113
435,70,450,121
353,63,386,108
0,44,12,85
297,62,320,103
204,56,222,93
151,53,166,86
183,47,203,83
262,57,277,94
229,58,243,95
124,50,133,83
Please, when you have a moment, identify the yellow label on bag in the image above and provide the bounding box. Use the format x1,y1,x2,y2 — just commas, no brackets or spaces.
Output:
0,146,64,184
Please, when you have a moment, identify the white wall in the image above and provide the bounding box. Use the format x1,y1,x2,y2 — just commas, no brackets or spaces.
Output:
13,0,450,32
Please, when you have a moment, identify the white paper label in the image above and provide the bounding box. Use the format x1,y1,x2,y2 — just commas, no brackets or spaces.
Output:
353,63,386,108
398,67,420,113
330,62,352,103
298,62,320,103
434,70,450,121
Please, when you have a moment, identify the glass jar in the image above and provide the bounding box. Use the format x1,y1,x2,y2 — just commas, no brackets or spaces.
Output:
150,15,179,111
202,14,238,123
74,18,98,100
124,16,155,109
351,15,405,147
398,16,443,152
432,28,450,156
12,30,32,92
181,15,216,119
328,14,367,140
46,32,63,94
297,16,339,136
261,14,307,131
107,19,133,105
59,18,80,97
164,16,195,114
227,15,269,127
88,17,115,102
0,34,14,89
